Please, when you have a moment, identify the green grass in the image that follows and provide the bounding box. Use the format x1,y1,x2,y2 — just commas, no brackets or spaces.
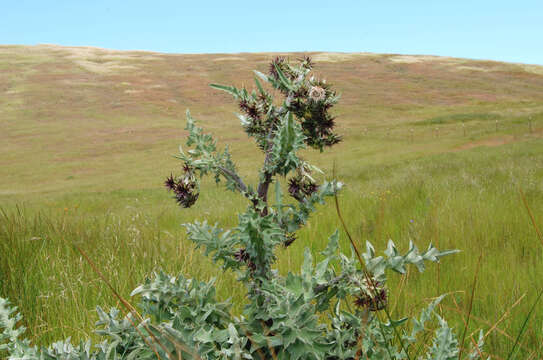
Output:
1,45,543,358
414,112,502,126
2,139,542,357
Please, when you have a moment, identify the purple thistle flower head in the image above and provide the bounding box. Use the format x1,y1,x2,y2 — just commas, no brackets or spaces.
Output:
165,165,199,208
269,56,287,80
164,174,176,191
288,177,302,197
299,55,314,70
175,190,198,208
302,181,319,197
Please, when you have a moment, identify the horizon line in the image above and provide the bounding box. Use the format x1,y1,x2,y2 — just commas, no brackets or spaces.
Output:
2,43,543,67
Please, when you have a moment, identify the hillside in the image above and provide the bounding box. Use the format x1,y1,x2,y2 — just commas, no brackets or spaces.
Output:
1,44,542,196
1,45,543,355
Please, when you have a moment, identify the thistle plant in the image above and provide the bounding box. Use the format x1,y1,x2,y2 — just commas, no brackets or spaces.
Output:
1,57,487,359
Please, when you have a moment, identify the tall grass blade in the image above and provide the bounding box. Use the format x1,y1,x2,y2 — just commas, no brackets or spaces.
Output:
506,288,543,360
73,244,199,360
507,188,543,359
458,253,482,359
332,164,412,360
519,188,543,246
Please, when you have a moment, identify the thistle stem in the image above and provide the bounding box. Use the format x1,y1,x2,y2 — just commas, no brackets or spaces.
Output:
217,166,250,194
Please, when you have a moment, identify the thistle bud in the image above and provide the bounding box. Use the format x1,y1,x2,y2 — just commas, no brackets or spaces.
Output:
354,278,388,312
164,174,176,191
165,164,199,208
288,175,319,201
269,56,286,80
284,233,296,247
234,248,256,271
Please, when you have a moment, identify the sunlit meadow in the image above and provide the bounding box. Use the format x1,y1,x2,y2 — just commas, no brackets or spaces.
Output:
1,45,542,357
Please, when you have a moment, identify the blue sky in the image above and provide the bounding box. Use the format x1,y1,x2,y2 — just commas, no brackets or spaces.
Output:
3,0,542,64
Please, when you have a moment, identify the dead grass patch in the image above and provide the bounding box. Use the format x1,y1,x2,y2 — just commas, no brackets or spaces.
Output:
452,132,542,152
312,52,376,62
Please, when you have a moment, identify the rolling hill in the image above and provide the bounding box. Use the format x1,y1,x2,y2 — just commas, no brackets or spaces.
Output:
1,44,542,196
1,45,542,356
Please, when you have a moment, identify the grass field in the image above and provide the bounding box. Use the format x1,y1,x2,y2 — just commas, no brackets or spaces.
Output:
1,44,543,358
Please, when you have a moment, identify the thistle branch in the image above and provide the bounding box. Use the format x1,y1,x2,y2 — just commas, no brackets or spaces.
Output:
217,166,250,195
257,140,274,208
